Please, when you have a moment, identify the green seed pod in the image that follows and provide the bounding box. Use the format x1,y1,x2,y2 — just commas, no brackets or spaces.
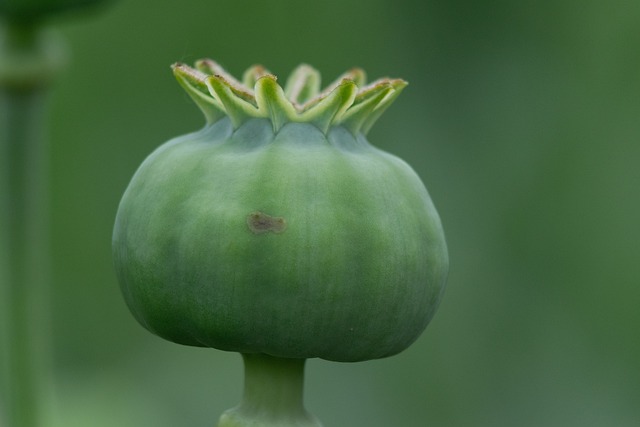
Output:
113,61,448,363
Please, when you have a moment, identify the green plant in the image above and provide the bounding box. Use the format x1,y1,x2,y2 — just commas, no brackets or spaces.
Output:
112,60,448,426
1,3,109,426
0,0,108,22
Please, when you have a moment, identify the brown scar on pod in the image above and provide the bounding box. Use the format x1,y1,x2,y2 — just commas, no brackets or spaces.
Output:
247,211,287,234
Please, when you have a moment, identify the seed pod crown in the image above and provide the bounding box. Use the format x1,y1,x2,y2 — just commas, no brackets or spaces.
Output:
172,60,407,135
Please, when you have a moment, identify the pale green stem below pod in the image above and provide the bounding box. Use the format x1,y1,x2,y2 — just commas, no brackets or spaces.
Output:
217,354,322,427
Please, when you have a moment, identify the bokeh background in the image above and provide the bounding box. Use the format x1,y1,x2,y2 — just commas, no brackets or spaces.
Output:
21,0,640,425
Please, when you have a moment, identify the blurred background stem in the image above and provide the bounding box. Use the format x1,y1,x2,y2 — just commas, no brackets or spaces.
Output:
0,20,63,427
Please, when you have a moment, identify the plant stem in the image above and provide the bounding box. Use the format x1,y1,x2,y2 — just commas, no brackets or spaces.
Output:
0,21,60,427
217,353,322,427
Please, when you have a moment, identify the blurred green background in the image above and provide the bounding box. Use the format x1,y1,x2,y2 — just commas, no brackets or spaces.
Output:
21,0,640,425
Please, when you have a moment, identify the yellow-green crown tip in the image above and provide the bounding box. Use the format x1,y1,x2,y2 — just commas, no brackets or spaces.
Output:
174,60,406,135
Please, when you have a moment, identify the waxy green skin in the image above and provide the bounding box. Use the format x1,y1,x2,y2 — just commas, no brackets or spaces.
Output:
113,116,448,362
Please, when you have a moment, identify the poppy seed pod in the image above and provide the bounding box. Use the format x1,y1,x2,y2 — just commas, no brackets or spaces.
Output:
112,60,448,426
